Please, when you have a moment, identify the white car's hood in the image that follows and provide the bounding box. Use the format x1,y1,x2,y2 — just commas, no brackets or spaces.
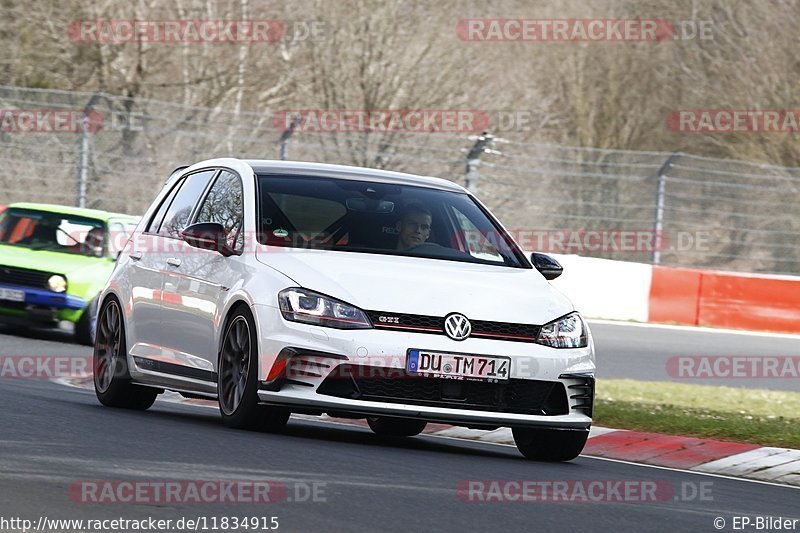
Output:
255,247,574,324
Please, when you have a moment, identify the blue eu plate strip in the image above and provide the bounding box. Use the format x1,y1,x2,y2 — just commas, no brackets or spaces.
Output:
407,350,420,372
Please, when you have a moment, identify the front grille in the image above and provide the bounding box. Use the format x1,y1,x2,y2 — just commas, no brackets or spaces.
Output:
470,318,540,341
317,364,569,416
365,310,541,343
0,266,52,289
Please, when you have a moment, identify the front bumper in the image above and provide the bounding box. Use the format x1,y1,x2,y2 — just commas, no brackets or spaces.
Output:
0,283,87,323
252,304,595,430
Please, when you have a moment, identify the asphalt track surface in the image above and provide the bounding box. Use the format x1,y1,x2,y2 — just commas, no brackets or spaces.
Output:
1,322,799,532
589,321,800,391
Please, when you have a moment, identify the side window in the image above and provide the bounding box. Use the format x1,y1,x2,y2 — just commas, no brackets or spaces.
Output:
195,171,245,250
146,178,185,233
158,170,216,238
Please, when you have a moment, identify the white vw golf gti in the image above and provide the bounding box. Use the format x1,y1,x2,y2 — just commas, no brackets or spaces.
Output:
94,159,595,461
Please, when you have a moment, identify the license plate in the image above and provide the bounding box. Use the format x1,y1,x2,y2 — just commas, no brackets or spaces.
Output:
407,349,510,382
0,288,25,302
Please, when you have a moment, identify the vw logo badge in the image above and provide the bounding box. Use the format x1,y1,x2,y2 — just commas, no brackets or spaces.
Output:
444,313,471,341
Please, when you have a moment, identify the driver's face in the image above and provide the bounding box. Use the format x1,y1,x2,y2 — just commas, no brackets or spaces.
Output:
397,213,432,250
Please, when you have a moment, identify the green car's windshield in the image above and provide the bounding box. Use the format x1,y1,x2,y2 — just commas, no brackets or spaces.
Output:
0,208,107,257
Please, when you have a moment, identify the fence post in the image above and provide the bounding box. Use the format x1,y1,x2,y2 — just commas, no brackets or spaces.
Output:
653,151,682,265
465,131,495,193
76,119,89,208
279,115,302,160
76,93,104,208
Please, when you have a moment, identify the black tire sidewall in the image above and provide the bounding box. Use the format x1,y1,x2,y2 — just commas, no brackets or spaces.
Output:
93,297,131,403
218,307,261,428
93,296,157,410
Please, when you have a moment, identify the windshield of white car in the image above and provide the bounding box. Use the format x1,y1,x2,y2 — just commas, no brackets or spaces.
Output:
0,208,107,257
256,174,529,268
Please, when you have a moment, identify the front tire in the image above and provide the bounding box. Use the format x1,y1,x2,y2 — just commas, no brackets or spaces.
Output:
218,307,290,432
93,297,158,410
367,416,427,437
512,427,589,462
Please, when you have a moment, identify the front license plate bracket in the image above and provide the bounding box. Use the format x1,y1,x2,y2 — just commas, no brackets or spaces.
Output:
407,349,510,382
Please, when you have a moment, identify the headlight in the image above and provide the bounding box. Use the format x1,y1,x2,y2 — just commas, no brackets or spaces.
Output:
536,312,588,348
48,275,67,293
278,288,372,330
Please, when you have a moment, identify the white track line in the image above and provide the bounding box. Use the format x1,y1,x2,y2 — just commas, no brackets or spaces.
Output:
418,431,800,490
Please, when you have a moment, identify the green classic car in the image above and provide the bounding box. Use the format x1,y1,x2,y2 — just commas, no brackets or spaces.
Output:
0,203,139,344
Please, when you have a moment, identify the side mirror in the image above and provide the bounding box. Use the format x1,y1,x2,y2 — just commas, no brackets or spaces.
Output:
530,252,563,280
180,222,238,257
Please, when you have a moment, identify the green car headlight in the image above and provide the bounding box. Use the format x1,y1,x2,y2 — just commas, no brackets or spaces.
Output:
48,275,67,293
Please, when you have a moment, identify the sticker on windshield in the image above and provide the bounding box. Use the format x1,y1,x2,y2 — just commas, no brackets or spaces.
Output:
273,228,288,237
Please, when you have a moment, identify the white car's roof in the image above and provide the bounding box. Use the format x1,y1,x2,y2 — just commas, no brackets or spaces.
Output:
225,159,467,193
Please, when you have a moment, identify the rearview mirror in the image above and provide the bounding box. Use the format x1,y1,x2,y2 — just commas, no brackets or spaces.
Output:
180,222,239,257
345,198,395,213
530,252,563,280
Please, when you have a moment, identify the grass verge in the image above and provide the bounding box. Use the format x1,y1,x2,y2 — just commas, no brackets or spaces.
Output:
594,379,800,449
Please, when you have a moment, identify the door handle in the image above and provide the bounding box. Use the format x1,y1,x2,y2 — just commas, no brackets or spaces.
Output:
166,257,182,267
129,252,142,261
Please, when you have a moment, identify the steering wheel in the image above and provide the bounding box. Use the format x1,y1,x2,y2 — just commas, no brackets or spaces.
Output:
406,242,443,252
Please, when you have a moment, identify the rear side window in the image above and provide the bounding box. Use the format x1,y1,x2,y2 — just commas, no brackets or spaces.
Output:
195,171,245,250
158,170,216,238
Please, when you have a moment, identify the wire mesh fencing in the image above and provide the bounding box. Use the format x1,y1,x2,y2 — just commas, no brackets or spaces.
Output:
1,85,797,274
